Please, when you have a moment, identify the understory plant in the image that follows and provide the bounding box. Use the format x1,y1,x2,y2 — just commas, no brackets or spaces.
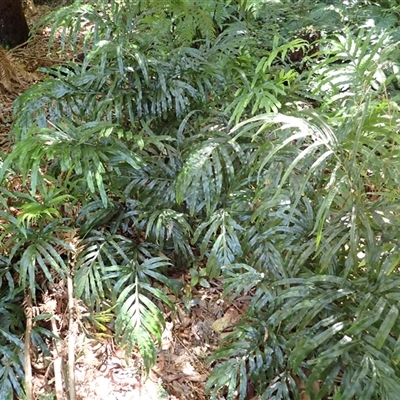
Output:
206,26,400,400
1,0,400,399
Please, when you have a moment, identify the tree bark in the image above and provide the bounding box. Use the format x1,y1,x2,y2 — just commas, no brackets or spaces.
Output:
0,0,29,48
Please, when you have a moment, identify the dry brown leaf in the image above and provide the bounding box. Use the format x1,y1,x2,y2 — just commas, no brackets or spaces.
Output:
211,316,234,332
185,374,207,382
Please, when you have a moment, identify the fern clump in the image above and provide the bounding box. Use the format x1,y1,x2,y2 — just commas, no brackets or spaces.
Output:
1,0,400,399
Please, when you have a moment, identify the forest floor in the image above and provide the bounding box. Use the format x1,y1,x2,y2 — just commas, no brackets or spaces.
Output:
0,4,251,400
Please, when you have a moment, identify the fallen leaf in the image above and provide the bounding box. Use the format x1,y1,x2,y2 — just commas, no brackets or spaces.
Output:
186,374,208,382
211,316,233,332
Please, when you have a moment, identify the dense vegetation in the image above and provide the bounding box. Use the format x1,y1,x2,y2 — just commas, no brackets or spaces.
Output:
2,0,400,398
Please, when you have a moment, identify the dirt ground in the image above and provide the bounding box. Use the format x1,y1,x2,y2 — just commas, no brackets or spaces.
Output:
0,4,250,399
31,273,247,400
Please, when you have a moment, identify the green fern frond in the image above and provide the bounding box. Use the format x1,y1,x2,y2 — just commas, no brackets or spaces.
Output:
311,28,399,109
112,256,174,372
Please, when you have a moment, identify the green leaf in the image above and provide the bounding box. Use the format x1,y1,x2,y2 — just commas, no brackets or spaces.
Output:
392,334,400,365
346,297,387,336
291,321,346,372
374,305,398,350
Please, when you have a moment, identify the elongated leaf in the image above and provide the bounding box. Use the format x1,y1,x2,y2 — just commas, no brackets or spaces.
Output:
374,305,398,350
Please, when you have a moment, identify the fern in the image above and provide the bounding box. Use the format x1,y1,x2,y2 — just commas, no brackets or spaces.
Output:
311,28,400,111
0,277,25,400
111,256,175,373
3,0,400,398
207,96,400,399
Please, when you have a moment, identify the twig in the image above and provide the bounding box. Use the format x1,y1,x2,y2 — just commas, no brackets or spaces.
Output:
24,291,33,400
67,275,76,400
51,317,64,400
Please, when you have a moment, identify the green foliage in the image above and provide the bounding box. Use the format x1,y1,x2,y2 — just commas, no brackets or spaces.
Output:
112,256,175,372
205,15,400,399
311,28,399,111
0,180,74,299
73,230,180,373
0,264,25,400
3,0,400,398
206,73,400,400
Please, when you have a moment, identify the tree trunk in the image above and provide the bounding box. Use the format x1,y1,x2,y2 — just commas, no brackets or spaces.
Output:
0,0,29,49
